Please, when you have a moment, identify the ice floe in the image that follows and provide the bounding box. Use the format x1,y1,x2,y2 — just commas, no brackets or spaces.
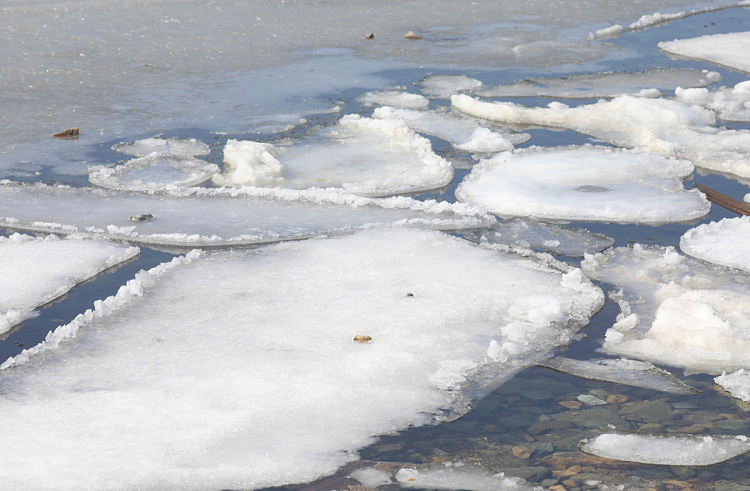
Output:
0,181,493,249
455,145,708,224
675,81,750,123
659,32,750,74
716,369,750,403
580,431,750,466
0,228,603,490
475,69,721,99
537,357,700,395
212,115,453,196
357,90,430,109
372,106,529,154
417,74,484,99
395,465,540,491
458,218,614,258
0,233,139,333
681,216,750,272
452,93,750,180
89,154,220,191
112,137,210,157
582,244,750,374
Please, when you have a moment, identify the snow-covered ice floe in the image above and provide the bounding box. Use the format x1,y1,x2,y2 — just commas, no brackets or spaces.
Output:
212,114,453,196
357,90,430,109
681,216,750,272
0,228,603,490
455,145,709,224
394,465,541,491
372,106,529,155
451,93,750,180
417,74,484,100
580,431,750,466
582,244,750,375
458,218,614,258
537,357,700,395
0,181,494,249
716,369,750,403
675,81,750,123
112,137,210,157
475,68,720,99
0,233,139,334
659,32,750,74
89,154,220,191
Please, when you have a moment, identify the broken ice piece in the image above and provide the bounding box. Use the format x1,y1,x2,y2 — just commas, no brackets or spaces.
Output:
396,465,540,491
112,137,210,157
716,369,750,404
89,154,219,191
681,216,750,273
659,32,750,74
417,74,483,99
357,90,429,109
580,431,750,466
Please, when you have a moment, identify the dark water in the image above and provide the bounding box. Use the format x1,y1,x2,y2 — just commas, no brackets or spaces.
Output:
3,5,750,491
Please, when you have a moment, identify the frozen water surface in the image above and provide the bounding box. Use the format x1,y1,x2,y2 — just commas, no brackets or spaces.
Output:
455,145,709,224
681,216,750,272
0,229,603,490
89,154,220,191
716,368,750,402
659,31,750,73
357,90,430,109
417,75,484,99
112,137,210,158
580,431,750,465
0,233,138,333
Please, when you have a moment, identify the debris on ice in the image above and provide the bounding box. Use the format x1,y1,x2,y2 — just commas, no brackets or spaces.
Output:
659,32,750,74
89,154,219,191
681,216,750,272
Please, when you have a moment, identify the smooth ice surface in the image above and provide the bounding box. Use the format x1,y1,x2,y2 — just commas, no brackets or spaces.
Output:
660,32,750,73
372,107,529,154
582,244,750,374
537,357,701,395
0,182,494,248
458,218,614,258
396,466,541,491
455,145,709,224
716,369,750,403
357,90,430,109
0,229,603,490
452,94,750,179
0,233,139,333
681,216,750,272
89,154,220,191
112,137,210,157
475,69,721,99
417,75,484,99
212,115,454,196
580,432,750,465
675,81,750,123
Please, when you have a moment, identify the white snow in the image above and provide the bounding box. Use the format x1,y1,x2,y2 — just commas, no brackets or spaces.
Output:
396,466,541,491
89,153,220,191
681,216,750,272
675,81,750,123
112,137,210,157
455,145,708,224
716,369,750,403
660,32,750,74
0,181,494,249
580,432,750,466
0,233,139,333
417,74,484,99
212,115,454,196
357,90,430,109
0,228,603,490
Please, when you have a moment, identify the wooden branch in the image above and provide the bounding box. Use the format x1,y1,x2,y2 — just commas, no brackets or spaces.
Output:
694,182,750,216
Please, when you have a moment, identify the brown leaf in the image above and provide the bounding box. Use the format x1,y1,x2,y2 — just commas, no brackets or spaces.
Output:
353,335,372,343
404,31,422,40
52,127,79,138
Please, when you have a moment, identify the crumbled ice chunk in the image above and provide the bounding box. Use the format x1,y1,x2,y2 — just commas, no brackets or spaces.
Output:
537,357,701,395
0,233,139,333
659,32,750,74
590,5,736,40
357,90,429,109
455,145,709,224
676,81,750,123
89,153,219,191
0,229,602,489
417,74,483,99
580,432,750,466
681,216,750,272
112,137,210,157
213,114,453,197
716,369,750,403
396,465,541,491
349,468,393,488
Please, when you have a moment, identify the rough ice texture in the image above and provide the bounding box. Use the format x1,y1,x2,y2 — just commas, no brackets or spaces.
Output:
0,228,603,490
451,93,750,180
89,153,219,191
0,181,494,248
475,68,721,99
716,369,750,403
455,145,708,224
458,218,614,258
396,466,541,491
212,115,454,196
372,106,529,154
417,74,484,99
111,137,210,157
675,81,750,123
681,216,750,272
0,233,139,333
659,32,750,73
580,432,750,466
537,357,700,395
582,244,750,375
357,90,430,109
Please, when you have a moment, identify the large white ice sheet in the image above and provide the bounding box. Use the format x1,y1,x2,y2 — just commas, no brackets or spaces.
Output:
0,228,603,490
0,233,139,333
212,115,454,196
659,32,750,73
455,145,708,224
681,216,750,272
0,181,494,248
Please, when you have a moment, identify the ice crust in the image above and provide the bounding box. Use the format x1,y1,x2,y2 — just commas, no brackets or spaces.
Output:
582,244,750,374
0,182,494,248
89,153,220,191
659,32,750,73
716,369,750,403
537,357,701,395
357,90,430,109
396,466,541,491
455,145,709,224
0,228,603,490
580,432,750,466
212,115,454,196
112,137,210,157
681,216,750,272
417,75,484,99
0,233,139,333
675,81,750,122
451,93,750,179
